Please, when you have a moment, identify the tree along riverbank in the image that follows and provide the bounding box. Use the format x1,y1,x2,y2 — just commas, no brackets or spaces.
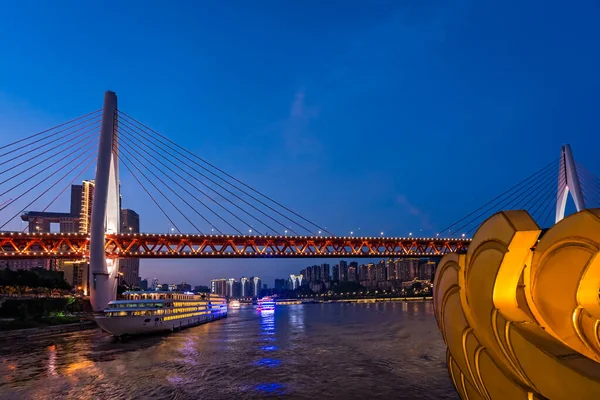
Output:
0,296,92,331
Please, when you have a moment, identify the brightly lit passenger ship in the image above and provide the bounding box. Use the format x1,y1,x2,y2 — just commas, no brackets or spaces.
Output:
95,291,227,336
257,297,276,311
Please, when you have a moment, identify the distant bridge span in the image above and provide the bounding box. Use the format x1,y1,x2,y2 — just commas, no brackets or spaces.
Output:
0,232,470,259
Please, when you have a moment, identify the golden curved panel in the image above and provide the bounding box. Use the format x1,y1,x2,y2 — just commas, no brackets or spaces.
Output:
434,209,600,399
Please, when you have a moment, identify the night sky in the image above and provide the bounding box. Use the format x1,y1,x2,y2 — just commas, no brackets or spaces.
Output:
1,1,599,286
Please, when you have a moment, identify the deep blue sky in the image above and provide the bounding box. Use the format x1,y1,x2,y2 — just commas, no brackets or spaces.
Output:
1,1,599,286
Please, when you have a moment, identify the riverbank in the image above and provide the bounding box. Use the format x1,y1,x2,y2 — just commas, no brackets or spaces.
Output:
275,296,433,305
0,320,97,341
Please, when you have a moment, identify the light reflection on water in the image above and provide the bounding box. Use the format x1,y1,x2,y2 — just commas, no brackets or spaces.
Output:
0,301,457,399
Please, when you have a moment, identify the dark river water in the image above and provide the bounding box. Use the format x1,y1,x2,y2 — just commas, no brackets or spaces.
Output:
0,301,457,399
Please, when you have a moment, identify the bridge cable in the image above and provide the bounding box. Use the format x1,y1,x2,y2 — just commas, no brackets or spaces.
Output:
118,125,285,235
537,164,567,228
0,130,99,186
118,112,330,235
439,159,559,236
116,148,201,234
0,115,102,166
0,123,99,177
527,167,564,225
117,130,251,235
0,148,98,230
540,171,567,228
463,161,559,234
575,162,600,207
0,138,99,211
439,159,558,236
463,164,559,236
118,121,300,235
119,157,182,234
20,154,99,233
0,108,101,152
118,117,305,235
0,133,100,198
116,138,225,234
118,147,204,234
505,162,561,214
118,125,279,234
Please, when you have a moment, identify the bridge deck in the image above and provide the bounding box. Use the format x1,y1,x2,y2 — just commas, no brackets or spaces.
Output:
0,232,470,259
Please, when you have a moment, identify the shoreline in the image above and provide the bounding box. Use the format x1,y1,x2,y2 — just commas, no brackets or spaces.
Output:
0,320,97,341
267,296,434,305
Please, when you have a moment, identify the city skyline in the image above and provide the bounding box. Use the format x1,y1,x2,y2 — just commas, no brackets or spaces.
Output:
1,2,599,284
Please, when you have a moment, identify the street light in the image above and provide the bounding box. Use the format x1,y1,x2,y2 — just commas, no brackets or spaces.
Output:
380,232,384,236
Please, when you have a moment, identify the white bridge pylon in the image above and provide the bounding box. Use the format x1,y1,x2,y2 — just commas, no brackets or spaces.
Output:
90,91,120,312
556,144,585,223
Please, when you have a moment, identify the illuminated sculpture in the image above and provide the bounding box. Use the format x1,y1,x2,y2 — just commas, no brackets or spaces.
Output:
434,209,600,399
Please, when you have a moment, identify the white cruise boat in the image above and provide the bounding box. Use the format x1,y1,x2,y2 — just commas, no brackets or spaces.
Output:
95,291,227,337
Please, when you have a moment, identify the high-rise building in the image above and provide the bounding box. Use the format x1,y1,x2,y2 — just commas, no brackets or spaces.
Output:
251,277,262,297
274,279,286,292
332,265,340,282
61,260,89,294
240,277,251,297
119,209,140,287
305,266,312,282
288,274,299,290
312,265,321,281
226,278,237,298
397,259,419,281
368,263,377,281
376,261,386,282
70,184,83,216
339,260,348,282
20,211,79,234
348,264,357,282
359,264,369,281
0,259,54,271
393,259,401,280
321,264,330,281
210,278,227,296
79,180,95,234
419,260,436,281
386,258,395,281
140,279,148,290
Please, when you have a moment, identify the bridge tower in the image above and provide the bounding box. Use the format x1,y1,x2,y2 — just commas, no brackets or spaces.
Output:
90,91,120,312
556,144,585,223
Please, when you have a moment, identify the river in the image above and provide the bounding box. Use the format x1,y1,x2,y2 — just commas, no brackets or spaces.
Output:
0,301,457,399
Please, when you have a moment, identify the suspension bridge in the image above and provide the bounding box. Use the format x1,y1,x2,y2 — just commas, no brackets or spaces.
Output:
0,91,598,310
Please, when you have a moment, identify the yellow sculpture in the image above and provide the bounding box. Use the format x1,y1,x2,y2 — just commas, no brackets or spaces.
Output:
434,209,600,399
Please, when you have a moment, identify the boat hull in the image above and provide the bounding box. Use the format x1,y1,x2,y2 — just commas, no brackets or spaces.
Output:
96,312,227,337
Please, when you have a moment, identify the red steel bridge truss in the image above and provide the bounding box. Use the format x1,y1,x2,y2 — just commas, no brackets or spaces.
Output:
0,232,470,259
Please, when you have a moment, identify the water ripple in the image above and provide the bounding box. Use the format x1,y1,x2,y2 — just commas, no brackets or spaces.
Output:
0,302,457,399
